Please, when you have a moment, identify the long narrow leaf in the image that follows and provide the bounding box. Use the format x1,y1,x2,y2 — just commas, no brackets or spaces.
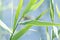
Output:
21,0,37,18
20,20,60,26
12,20,60,40
35,8,49,20
50,0,54,22
46,32,50,40
11,24,32,40
19,8,49,25
56,4,60,18
13,0,23,33
10,0,23,40
30,0,44,10
0,20,12,33
50,0,54,40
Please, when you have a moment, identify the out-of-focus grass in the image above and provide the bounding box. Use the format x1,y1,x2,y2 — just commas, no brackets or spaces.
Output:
50,0,54,40
0,0,60,40
10,0,23,40
50,0,59,40
56,4,60,18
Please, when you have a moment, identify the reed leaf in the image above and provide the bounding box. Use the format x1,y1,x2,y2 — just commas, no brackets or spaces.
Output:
11,20,60,40
13,0,23,33
30,0,44,10
35,8,49,20
20,20,60,26
50,0,54,22
11,24,32,40
0,20,12,33
19,8,49,25
46,32,50,40
10,0,23,40
50,0,54,39
56,4,60,18
21,0,37,19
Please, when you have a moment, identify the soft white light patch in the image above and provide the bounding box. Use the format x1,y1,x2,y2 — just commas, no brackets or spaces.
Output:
40,37,41,40
53,26,59,39
1,2,16,11
29,29,37,32
46,32,50,40
0,1,2,6
52,0,54,4
0,20,12,34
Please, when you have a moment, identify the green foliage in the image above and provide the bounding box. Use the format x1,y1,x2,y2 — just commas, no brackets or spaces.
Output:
11,24,32,40
0,0,60,40
10,0,60,40
21,0,37,19
10,0,23,40
56,4,60,18
13,0,23,33
30,0,44,10
50,0,54,22
50,0,55,40
11,20,60,40
35,8,49,20
20,20,60,26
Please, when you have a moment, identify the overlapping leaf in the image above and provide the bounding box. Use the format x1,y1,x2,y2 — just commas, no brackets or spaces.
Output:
35,8,48,20
11,24,32,40
13,0,23,33
30,0,44,10
10,0,23,40
21,0,37,19
14,8,49,40
50,0,54,22
0,20,12,33
50,0,54,39
56,4,60,18
11,20,60,40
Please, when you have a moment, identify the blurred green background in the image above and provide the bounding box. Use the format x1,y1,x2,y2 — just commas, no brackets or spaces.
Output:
0,0,60,40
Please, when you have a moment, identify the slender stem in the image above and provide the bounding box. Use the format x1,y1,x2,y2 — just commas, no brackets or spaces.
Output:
10,17,22,40
50,0,54,40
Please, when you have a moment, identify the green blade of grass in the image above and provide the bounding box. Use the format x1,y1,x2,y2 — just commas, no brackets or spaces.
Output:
17,8,49,40
20,20,60,26
13,0,23,32
20,8,50,40
31,2,49,39
46,26,50,40
0,20,12,34
11,24,32,40
11,0,37,40
50,0,55,40
19,8,49,25
11,20,60,40
19,20,33,25
10,0,23,40
56,4,60,18
35,8,49,20
11,0,46,40
46,32,50,40
50,1,59,40
30,0,44,10
18,5,48,40
21,0,37,19
50,0,54,22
